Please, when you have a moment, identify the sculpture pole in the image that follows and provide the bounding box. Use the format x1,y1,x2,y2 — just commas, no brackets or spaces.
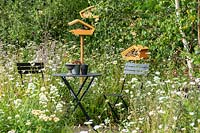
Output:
80,35,84,64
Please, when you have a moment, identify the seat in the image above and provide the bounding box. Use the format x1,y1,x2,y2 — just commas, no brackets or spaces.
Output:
16,62,44,84
103,62,149,122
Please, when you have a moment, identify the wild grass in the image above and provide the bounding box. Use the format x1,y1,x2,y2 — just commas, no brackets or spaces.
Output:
0,41,200,133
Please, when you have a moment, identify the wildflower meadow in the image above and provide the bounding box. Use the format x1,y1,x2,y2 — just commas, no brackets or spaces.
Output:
0,40,199,133
0,0,200,133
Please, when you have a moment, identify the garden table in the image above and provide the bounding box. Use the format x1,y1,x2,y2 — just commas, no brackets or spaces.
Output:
53,73,101,125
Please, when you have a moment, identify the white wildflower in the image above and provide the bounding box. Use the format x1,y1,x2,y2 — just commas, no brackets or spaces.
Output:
13,99,22,108
146,80,152,84
153,76,160,81
121,129,129,132
50,85,58,94
131,78,138,82
104,118,110,125
124,89,129,93
15,114,20,119
155,71,160,75
158,110,165,114
115,102,123,107
26,120,31,126
189,112,194,115
56,102,63,112
159,96,166,101
31,110,43,116
190,81,196,85
132,130,137,133
149,111,155,116
94,125,101,130
39,114,49,121
181,128,186,131
27,82,36,93
53,117,60,122
138,117,144,121
0,109,4,114
164,80,171,83
7,129,15,133
159,124,163,129
195,78,200,83
173,116,177,120
40,87,46,92
80,131,88,133
84,120,93,125
190,122,195,127
39,93,48,104
112,60,117,65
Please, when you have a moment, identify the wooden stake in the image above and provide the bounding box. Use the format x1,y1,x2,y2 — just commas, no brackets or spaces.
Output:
80,35,84,64
80,35,84,84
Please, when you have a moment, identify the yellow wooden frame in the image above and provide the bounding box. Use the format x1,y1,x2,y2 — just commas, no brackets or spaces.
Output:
68,19,95,36
121,45,149,61
79,6,99,19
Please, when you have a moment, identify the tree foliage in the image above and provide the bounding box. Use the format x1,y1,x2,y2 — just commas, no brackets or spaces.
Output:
87,0,199,74
0,0,89,46
0,0,199,74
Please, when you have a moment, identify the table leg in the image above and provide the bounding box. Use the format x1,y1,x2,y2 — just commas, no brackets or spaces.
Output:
75,77,88,100
61,77,91,121
73,77,95,111
79,77,95,101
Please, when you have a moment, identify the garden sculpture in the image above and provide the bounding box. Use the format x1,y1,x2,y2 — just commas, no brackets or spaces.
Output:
68,19,95,64
79,6,99,19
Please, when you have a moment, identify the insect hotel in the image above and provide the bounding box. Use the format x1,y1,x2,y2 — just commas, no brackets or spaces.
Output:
121,45,150,61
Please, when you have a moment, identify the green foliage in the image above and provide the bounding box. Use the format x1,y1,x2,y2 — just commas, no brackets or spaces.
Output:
0,0,89,46
87,0,198,74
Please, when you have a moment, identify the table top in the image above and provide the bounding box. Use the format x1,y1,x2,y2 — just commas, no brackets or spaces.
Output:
53,73,101,77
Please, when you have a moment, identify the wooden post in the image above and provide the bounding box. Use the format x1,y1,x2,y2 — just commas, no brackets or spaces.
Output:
80,35,84,64
80,35,84,84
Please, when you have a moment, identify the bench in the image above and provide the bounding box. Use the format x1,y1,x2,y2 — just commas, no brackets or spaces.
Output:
16,62,44,84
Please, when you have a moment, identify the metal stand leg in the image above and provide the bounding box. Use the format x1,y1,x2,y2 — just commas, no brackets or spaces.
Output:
72,77,88,104
103,95,120,122
61,77,91,120
61,77,97,132
73,77,95,111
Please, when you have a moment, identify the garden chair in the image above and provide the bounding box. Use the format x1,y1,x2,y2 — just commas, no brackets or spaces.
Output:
103,62,149,122
16,62,44,84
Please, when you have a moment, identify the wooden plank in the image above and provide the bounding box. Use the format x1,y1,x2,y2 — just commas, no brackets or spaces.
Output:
125,62,149,68
124,62,149,75
124,70,147,75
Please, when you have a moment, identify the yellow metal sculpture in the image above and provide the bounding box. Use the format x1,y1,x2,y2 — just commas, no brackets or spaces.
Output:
121,45,150,61
79,6,99,19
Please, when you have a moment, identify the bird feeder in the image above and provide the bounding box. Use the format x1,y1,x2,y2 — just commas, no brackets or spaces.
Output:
79,6,99,19
121,45,150,61
68,19,95,64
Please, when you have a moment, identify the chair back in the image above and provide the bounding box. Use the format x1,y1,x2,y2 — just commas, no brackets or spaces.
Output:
17,62,44,74
124,62,149,75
